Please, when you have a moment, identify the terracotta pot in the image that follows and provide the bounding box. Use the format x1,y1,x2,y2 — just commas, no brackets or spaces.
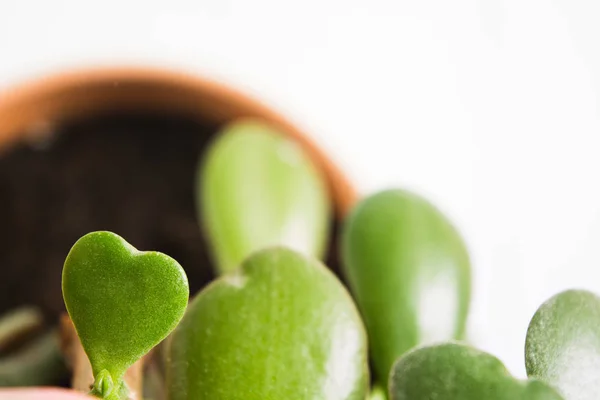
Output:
0,66,357,398
0,67,356,217
0,388,94,400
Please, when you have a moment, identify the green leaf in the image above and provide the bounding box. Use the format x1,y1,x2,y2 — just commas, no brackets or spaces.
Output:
340,189,471,387
197,119,331,275
368,385,387,400
167,247,369,400
526,289,600,400
62,231,189,399
390,342,564,400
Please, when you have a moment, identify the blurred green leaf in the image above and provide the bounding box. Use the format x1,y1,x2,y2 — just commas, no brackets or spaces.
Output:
197,119,331,274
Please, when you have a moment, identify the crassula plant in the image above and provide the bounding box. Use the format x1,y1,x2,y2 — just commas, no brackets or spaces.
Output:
60,230,368,400
2,119,598,400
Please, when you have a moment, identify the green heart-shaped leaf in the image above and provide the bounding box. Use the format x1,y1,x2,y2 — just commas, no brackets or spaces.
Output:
390,342,563,400
167,247,369,400
62,231,189,399
341,189,471,388
197,119,331,275
526,289,600,400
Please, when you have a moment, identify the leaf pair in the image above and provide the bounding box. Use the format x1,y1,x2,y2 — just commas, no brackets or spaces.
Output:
338,188,578,399
390,289,600,400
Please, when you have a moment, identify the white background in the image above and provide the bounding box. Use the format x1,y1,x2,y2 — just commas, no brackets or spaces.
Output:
2,0,600,378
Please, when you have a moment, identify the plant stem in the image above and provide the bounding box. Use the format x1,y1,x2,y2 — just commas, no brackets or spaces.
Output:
143,351,167,400
59,314,144,399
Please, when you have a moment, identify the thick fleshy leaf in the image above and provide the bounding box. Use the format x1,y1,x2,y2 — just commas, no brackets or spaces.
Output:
197,119,331,275
526,289,600,400
62,231,189,398
340,189,471,387
390,342,563,400
167,247,369,400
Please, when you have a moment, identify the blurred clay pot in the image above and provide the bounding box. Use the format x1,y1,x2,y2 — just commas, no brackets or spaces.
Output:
0,388,94,400
0,67,355,215
0,66,357,399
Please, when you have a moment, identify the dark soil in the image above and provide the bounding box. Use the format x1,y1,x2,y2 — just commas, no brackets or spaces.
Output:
0,111,341,322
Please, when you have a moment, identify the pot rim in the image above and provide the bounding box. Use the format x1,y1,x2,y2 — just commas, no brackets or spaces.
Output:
0,65,356,216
